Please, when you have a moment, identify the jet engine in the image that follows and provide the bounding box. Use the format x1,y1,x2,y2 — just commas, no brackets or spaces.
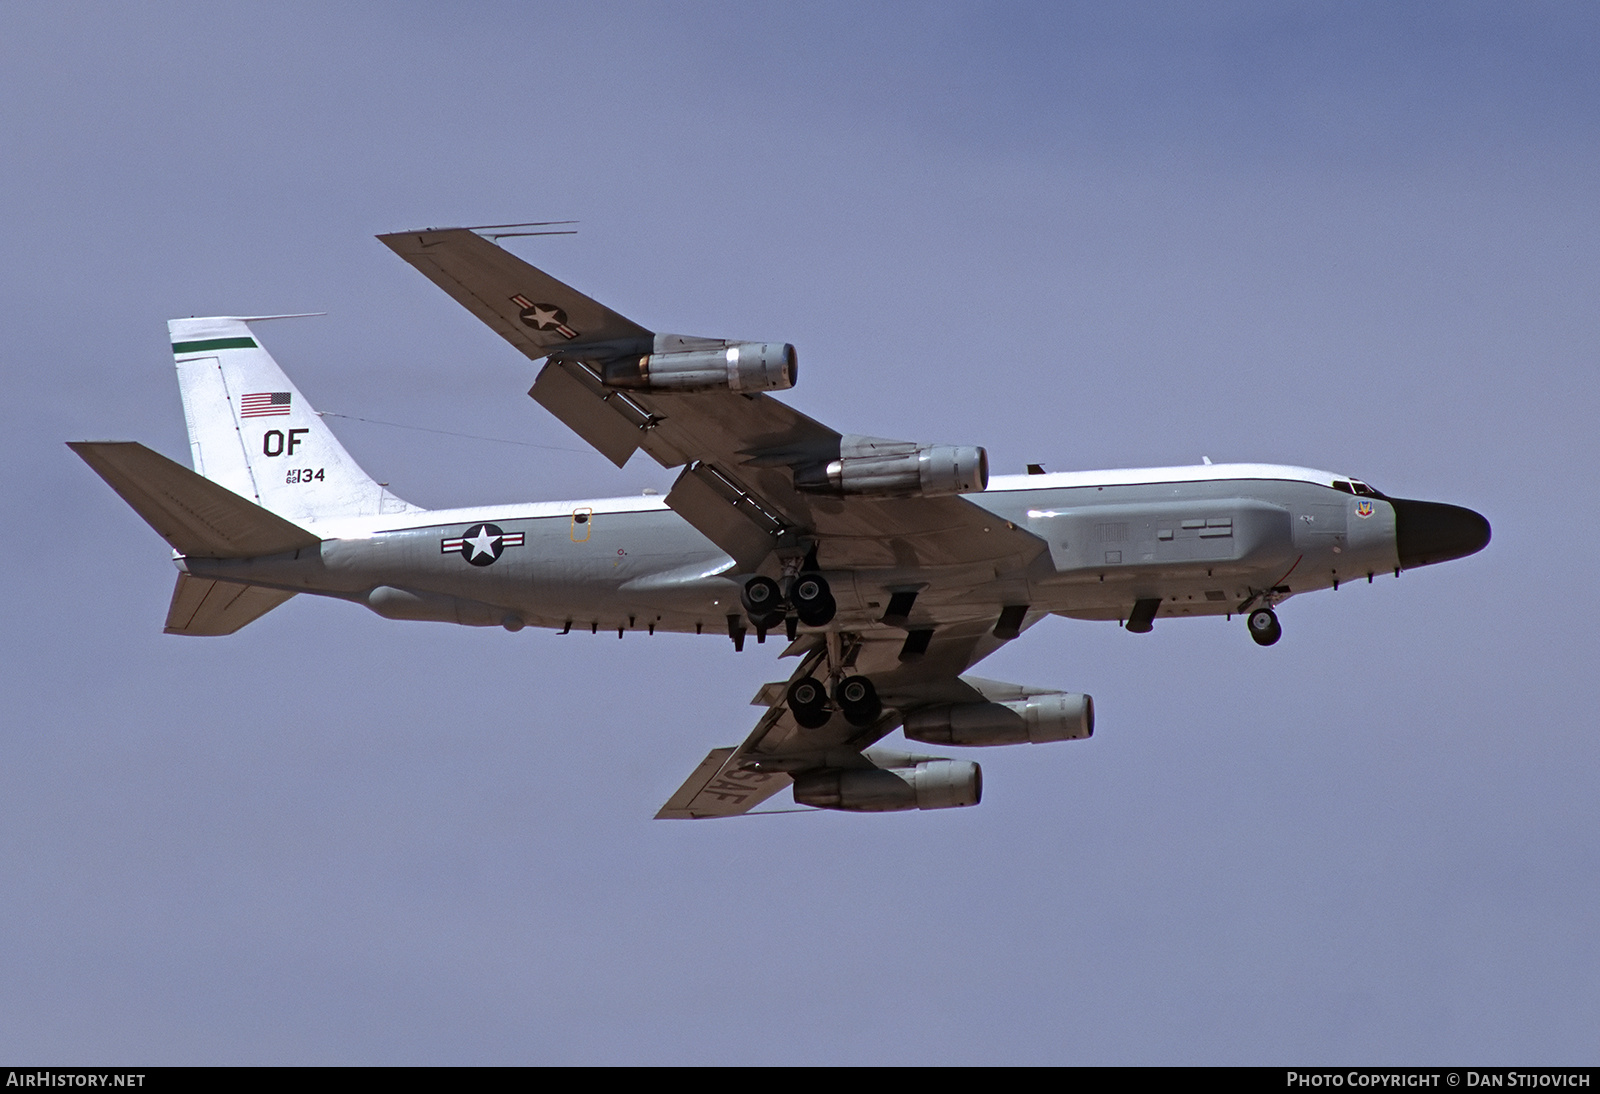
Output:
791,760,981,812
793,436,988,498
599,342,796,393
902,693,1094,746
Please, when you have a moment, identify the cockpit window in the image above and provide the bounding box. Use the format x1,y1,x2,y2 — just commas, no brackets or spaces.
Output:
1333,479,1385,498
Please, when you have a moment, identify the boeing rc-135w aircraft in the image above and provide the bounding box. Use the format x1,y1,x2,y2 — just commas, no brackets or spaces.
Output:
72,229,1490,818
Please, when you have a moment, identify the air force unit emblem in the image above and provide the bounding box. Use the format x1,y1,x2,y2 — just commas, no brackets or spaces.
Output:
442,523,525,566
511,294,579,339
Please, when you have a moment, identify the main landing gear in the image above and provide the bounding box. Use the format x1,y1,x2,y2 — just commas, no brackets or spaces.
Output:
786,673,881,729
789,573,837,627
1247,608,1282,647
742,572,836,638
747,568,875,730
787,676,832,729
833,674,883,726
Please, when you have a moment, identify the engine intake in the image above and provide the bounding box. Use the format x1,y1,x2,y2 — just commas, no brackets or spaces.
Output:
600,342,796,393
793,436,988,498
792,760,981,812
903,693,1094,746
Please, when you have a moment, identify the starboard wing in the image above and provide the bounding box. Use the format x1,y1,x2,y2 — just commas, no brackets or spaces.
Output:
655,617,1036,818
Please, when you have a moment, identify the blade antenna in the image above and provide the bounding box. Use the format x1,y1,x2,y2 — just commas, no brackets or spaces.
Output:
462,220,579,240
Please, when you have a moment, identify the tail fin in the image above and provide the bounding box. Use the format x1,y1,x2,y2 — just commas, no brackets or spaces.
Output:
170,317,420,523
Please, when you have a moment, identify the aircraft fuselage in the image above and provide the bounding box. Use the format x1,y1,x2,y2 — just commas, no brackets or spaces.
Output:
181,462,1481,639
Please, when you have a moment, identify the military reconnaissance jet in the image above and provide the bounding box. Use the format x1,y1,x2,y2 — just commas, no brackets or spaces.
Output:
71,229,1490,818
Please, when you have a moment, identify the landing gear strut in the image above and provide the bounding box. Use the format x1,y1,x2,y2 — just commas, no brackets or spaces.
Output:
1247,608,1282,647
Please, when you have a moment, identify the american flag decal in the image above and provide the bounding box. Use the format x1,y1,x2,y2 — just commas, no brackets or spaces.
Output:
240,392,292,418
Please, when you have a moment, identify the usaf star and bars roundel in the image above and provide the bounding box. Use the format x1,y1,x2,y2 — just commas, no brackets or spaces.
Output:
510,294,579,339
441,523,524,567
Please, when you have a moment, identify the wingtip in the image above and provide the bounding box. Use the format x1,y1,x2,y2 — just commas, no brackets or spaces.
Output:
375,227,468,247
377,222,578,244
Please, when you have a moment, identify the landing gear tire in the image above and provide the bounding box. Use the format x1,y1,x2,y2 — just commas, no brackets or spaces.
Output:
787,676,832,729
742,576,783,617
791,573,837,627
833,675,882,727
1248,608,1282,647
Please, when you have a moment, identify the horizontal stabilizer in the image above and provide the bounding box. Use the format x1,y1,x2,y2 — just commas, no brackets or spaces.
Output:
165,573,295,636
69,441,320,558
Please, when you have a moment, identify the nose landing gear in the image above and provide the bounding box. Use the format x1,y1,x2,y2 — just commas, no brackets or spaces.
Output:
1247,608,1282,646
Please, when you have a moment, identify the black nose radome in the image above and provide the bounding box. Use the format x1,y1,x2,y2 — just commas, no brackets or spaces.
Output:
1391,498,1491,569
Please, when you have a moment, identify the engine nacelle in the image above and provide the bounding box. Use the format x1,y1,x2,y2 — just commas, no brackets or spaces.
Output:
600,342,796,393
793,436,988,497
902,693,1094,746
792,760,981,812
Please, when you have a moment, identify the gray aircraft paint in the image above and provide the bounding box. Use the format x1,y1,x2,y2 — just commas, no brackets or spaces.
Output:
184,473,1396,633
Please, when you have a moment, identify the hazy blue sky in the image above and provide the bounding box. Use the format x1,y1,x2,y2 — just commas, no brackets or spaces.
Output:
3,2,1597,1064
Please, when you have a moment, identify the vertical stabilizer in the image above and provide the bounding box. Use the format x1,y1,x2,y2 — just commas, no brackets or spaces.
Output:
170,317,421,522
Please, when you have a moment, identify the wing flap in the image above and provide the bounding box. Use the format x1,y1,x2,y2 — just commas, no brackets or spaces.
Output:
528,360,646,468
165,574,296,636
663,462,787,569
69,441,320,559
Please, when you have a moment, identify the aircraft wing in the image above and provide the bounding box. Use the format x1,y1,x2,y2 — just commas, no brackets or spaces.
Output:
379,228,652,364
381,230,1056,819
656,617,1026,819
379,229,1046,576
